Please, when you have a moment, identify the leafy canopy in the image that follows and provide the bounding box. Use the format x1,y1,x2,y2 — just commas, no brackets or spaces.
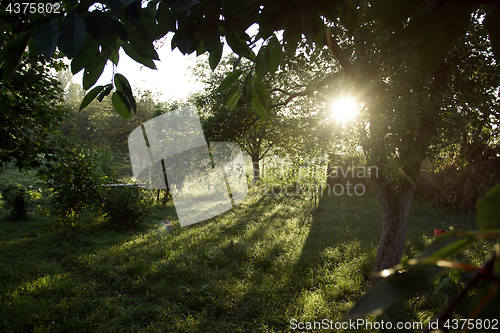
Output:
2,0,499,119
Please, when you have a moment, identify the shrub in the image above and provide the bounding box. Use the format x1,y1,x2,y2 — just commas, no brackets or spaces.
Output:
1,184,30,221
429,156,500,212
102,186,153,227
42,135,118,222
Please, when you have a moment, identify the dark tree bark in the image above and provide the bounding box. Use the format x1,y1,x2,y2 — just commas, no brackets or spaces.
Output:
370,179,416,284
252,152,260,182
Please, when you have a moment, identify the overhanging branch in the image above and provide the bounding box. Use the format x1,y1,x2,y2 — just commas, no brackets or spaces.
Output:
270,72,344,109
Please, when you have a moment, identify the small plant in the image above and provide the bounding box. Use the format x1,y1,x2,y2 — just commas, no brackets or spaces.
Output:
1,184,30,221
102,186,153,227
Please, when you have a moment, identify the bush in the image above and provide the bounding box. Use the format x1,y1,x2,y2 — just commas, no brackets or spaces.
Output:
42,135,118,222
102,186,153,227
1,184,30,221
429,156,500,212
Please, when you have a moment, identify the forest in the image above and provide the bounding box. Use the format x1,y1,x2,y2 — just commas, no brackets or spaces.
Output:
1,0,500,332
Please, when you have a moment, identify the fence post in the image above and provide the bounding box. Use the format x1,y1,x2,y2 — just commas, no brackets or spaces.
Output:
314,182,317,206
319,185,322,208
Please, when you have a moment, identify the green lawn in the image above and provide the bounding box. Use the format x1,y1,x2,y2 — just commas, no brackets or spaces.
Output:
0,187,492,332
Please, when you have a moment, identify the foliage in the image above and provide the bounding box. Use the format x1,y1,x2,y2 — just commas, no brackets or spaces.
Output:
61,86,158,154
3,0,500,325
193,53,332,181
2,0,499,118
42,134,118,223
192,56,261,143
0,29,68,169
0,160,45,191
430,150,500,212
350,185,500,326
1,184,30,221
102,186,153,227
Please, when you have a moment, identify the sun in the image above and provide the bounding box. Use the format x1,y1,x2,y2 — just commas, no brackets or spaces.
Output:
330,97,358,122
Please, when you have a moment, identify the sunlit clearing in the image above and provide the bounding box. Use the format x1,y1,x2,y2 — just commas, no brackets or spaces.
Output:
331,97,358,122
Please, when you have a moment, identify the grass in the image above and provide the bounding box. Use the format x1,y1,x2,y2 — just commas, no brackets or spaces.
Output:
0,181,494,332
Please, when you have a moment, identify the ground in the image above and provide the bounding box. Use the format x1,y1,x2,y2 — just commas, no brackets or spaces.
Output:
0,186,492,332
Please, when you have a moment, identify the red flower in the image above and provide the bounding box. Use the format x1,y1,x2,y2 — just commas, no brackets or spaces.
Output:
434,229,447,236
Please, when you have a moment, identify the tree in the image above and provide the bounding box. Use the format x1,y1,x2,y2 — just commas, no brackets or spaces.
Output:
192,55,312,182
62,85,158,154
2,0,500,279
0,29,68,170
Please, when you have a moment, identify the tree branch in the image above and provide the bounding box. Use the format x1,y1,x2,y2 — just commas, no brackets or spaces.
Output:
323,30,358,78
270,72,343,109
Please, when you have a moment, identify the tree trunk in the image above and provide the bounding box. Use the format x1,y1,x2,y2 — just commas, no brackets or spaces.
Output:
252,153,260,182
325,153,341,187
371,180,416,284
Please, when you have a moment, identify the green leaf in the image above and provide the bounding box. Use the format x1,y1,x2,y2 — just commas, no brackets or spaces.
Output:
131,39,159,60
99,30,118,53
0,32,30,80
82,56,107,90
243,49,256,62
122,42,157,69
254,81,270,110
224,28,254,60
131,12,157,42
70,35,99,74
203,20,221,53
114,73,132,95
84,11,112,40
348,265,443,317
155,2,176,38
251,90,269,120
255,45,269,80
432,275,454,295
209,42,223,70
114,73,136,112
196,40,206,56
112,91,132,119
97,84,113,102
217,69,242,92
27,38,38,57
302,13,321,46
34,18,60,58
242,72,253,105
419,231,479,259
477,185,500,231
225,86,241,111
267,36,282,74
339,2,359,33
174,24,200,55
111,15,128,41
58,12,86,57
79,85,105,111
127,27,159,60
110,45,119,65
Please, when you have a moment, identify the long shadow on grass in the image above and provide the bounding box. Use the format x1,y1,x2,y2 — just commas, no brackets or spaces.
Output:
0,220,138,294
0,202,173,302
294,191,383,281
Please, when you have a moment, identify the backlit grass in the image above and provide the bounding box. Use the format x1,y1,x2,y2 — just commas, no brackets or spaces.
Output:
0,188,491,332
